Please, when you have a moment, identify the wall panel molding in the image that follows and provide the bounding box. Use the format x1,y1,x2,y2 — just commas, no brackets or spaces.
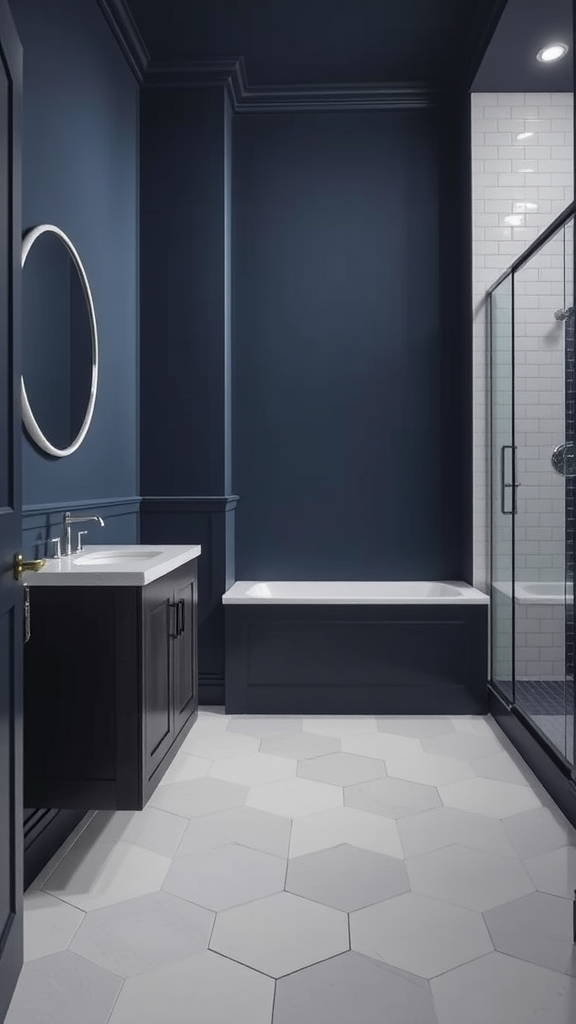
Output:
23,496,140,557
141,496,237,705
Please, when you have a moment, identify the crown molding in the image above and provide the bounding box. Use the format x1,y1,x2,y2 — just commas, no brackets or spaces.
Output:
96,11,437,112
235,80,437,111
143,56,436,110
144,55,245,110
97,0,150,83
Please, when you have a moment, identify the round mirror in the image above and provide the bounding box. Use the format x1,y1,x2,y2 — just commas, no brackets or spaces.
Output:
21,224,98,457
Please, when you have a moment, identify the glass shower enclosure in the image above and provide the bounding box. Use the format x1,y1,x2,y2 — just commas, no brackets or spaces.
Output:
490,202,575,770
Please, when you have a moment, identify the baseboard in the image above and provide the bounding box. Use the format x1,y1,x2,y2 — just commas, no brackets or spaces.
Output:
24,808,85,889
199,679,225,705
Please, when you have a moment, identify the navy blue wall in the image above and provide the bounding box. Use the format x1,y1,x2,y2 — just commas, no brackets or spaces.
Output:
233,108,466,580
10,0,139,525
140,83,234,699
140,86,230,497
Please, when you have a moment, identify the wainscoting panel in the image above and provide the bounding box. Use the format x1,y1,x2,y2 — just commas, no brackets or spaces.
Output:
141,496,237,704
22,495,140,557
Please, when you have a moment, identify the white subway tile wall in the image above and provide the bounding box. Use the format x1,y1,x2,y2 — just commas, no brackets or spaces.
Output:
472,92,574,594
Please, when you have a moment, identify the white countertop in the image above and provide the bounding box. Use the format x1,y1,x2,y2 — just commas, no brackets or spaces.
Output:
23,544,201,587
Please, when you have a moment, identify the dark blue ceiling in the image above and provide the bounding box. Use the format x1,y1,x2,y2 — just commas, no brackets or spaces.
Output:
123,0,504,86
474,0,573,91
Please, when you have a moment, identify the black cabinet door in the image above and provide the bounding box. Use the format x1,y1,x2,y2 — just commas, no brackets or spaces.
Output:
0,4,22,1020
142,574,174,781
172,569,198,737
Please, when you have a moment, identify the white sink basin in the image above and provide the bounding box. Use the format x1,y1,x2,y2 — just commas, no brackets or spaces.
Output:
22,544,201,587
74,549,163,565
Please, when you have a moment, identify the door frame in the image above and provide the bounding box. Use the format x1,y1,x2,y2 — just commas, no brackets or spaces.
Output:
0,0,23,1019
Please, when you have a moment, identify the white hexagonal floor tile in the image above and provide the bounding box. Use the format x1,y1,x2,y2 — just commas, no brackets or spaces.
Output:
485,891,576,976
192,709,231,734
181,731,259,759
450,716,500,736
43,841,172,912
407,844,535,912
297,752,386,787
503,806,576,860
289,806,403,859
247,777,342,818
157,753,211,785
351,891,493,978
385,751,475,787
286,844,409,911
421,731,504,760
227,716,303,737
274,951,438,1024
471,751,535,786
438,777,541,818
70,891,213,977
23,892,84,962
345,777,441,819
209,753,297,786
107,950,274,1024
210,891,348,978
163,843,286,910
524,845,576,898
149,777,248,819
73,806,187,859
430,951,576,1024
376,716,455,738
176,806,291,859
4,951,122,1024
302,716,377,737
341,732,422,760
397,807,517,859
260,732,341,760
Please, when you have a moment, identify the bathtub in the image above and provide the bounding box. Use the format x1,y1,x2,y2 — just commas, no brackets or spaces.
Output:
223,580,489,605
493,581,573,605
492,581,568,682
223,581,489,715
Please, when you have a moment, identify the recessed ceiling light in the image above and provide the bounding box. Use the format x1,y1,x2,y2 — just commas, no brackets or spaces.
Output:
516,132,534,140
536,43,569,63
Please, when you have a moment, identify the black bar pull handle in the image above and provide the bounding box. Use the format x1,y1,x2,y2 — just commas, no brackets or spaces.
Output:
169,601,179,639
501,445,514,515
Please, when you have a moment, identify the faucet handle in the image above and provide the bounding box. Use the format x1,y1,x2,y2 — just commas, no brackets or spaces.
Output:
49,537,62,559
76,531,89,553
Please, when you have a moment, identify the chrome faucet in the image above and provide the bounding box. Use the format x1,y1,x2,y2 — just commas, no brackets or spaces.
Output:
63,512,105,556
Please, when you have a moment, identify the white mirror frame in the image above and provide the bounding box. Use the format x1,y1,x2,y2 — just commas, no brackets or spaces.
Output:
21,224,99,458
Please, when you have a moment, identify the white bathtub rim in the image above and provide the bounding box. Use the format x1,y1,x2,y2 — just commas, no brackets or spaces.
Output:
493,580,573,605
222,580,489,605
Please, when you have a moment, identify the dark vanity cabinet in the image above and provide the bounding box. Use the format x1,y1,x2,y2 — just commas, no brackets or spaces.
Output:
24,560,198,810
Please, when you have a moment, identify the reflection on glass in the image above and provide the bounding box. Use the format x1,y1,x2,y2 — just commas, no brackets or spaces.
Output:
491,215,575,767
513,225,570,760
491,275,514,704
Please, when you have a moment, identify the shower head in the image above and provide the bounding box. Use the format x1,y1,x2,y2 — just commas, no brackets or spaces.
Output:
554,306,574,321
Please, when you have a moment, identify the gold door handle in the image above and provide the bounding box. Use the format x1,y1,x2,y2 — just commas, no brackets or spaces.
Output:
14,553,46,580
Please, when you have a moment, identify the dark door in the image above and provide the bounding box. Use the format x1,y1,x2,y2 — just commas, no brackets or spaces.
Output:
0,1,23,1020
